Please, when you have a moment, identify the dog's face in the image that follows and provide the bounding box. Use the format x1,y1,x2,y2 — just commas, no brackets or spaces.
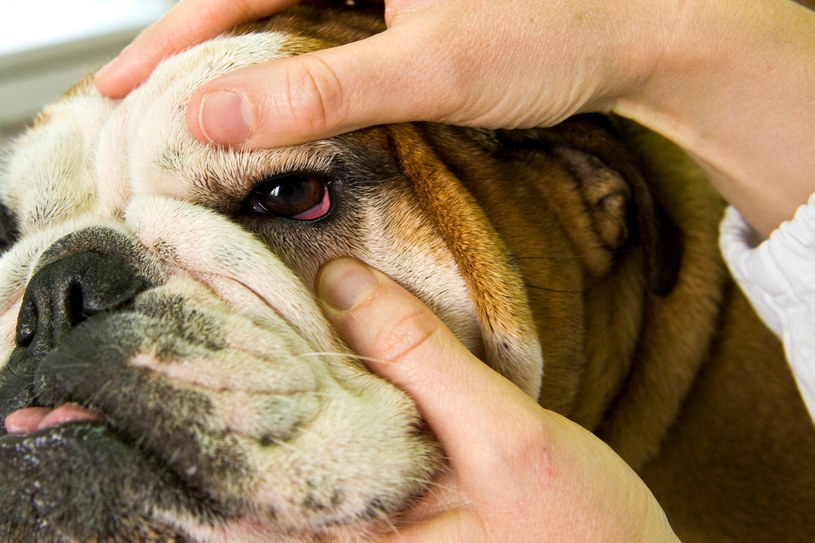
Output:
6,5,806,543
0,7,556,542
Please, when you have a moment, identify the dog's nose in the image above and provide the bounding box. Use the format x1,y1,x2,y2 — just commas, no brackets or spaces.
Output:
16,252,151,355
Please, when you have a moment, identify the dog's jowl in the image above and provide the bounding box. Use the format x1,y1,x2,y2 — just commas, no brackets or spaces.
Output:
0,3,813,543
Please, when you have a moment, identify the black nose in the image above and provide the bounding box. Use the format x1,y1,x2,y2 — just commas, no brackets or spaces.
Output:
16,252,151,356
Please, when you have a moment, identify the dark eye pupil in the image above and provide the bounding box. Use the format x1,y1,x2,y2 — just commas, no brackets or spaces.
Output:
251,175,328,218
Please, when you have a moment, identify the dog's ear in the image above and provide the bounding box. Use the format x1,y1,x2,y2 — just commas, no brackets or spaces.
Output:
495,115,683,296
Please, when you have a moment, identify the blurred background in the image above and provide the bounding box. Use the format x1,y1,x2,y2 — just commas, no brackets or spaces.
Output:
0,0,175,141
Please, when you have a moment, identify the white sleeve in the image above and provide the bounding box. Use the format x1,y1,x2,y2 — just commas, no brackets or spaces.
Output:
719,195,815,420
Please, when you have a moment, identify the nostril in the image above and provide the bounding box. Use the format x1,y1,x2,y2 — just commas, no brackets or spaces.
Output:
15,300,37,347
15,251,152,353
66,280,86,327
15,279,85,350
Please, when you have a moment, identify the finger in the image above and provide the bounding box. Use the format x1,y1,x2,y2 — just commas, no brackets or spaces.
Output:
95,0,299,98
186,19,466,148
314,259,541,473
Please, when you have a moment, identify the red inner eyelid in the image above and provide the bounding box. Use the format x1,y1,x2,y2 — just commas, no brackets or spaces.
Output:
292,185,331,221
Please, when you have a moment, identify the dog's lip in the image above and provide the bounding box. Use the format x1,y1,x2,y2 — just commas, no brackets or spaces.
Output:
3,403,106,435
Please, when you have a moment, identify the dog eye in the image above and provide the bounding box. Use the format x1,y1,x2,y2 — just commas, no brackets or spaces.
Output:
248,174,332,220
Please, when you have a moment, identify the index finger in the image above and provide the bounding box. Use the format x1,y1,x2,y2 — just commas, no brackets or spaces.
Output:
94,0,299,98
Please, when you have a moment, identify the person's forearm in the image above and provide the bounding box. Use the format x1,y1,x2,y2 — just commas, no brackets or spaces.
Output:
615,0,815,237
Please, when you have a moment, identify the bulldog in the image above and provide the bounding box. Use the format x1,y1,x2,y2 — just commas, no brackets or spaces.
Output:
0,3,813,542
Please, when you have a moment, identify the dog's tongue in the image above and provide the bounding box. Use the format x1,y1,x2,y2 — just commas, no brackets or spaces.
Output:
3,404,105,434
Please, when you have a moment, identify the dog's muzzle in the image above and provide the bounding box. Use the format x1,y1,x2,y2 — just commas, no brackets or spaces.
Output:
0,233,234,540
0,226,438,541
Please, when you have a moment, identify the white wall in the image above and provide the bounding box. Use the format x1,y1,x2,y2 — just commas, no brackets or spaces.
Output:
0,0,174,127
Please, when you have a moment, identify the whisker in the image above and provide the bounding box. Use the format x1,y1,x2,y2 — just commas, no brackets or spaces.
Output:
378,509,400,537
402,476,455,493
525,283,586,294
296,352,398,366
510,248,635,263
265,435,308,457
511,254,591,262
363,500,400,537
295,351,354,359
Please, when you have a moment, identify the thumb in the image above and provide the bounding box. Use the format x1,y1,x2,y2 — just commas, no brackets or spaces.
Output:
187,22,463,148
314,258,479,418
314,258,538,470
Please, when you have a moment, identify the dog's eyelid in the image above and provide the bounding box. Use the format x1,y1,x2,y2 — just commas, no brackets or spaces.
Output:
249,145,342,182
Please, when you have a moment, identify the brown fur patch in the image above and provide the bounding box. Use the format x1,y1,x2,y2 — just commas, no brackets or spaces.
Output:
386,123,542,396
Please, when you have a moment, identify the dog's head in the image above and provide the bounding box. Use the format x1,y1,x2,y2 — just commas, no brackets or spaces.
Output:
0,4,677,542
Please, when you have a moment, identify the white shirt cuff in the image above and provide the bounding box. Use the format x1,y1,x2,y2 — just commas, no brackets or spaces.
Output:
720,195,815,419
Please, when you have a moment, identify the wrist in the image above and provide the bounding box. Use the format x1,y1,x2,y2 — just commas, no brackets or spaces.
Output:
576,2,684,114
612,0,815,236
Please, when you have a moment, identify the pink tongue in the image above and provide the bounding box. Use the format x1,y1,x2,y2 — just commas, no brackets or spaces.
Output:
4,404,105,434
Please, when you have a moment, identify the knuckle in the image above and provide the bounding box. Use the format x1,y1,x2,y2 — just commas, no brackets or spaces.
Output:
371,306,443,365
481,415,551,478
281,55,345,135
508,421,550,464
383,0,412,26
231,0,269,20
405,22,473,123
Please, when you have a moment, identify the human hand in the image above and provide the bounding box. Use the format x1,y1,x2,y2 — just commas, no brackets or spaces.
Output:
315,258,680,542
94,0,815,234
94,0,676,148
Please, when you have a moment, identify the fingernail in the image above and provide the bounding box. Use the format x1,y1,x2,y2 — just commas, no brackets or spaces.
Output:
95,41,132,82
198,91,252,144
318,259,379,311
95,57,118,80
